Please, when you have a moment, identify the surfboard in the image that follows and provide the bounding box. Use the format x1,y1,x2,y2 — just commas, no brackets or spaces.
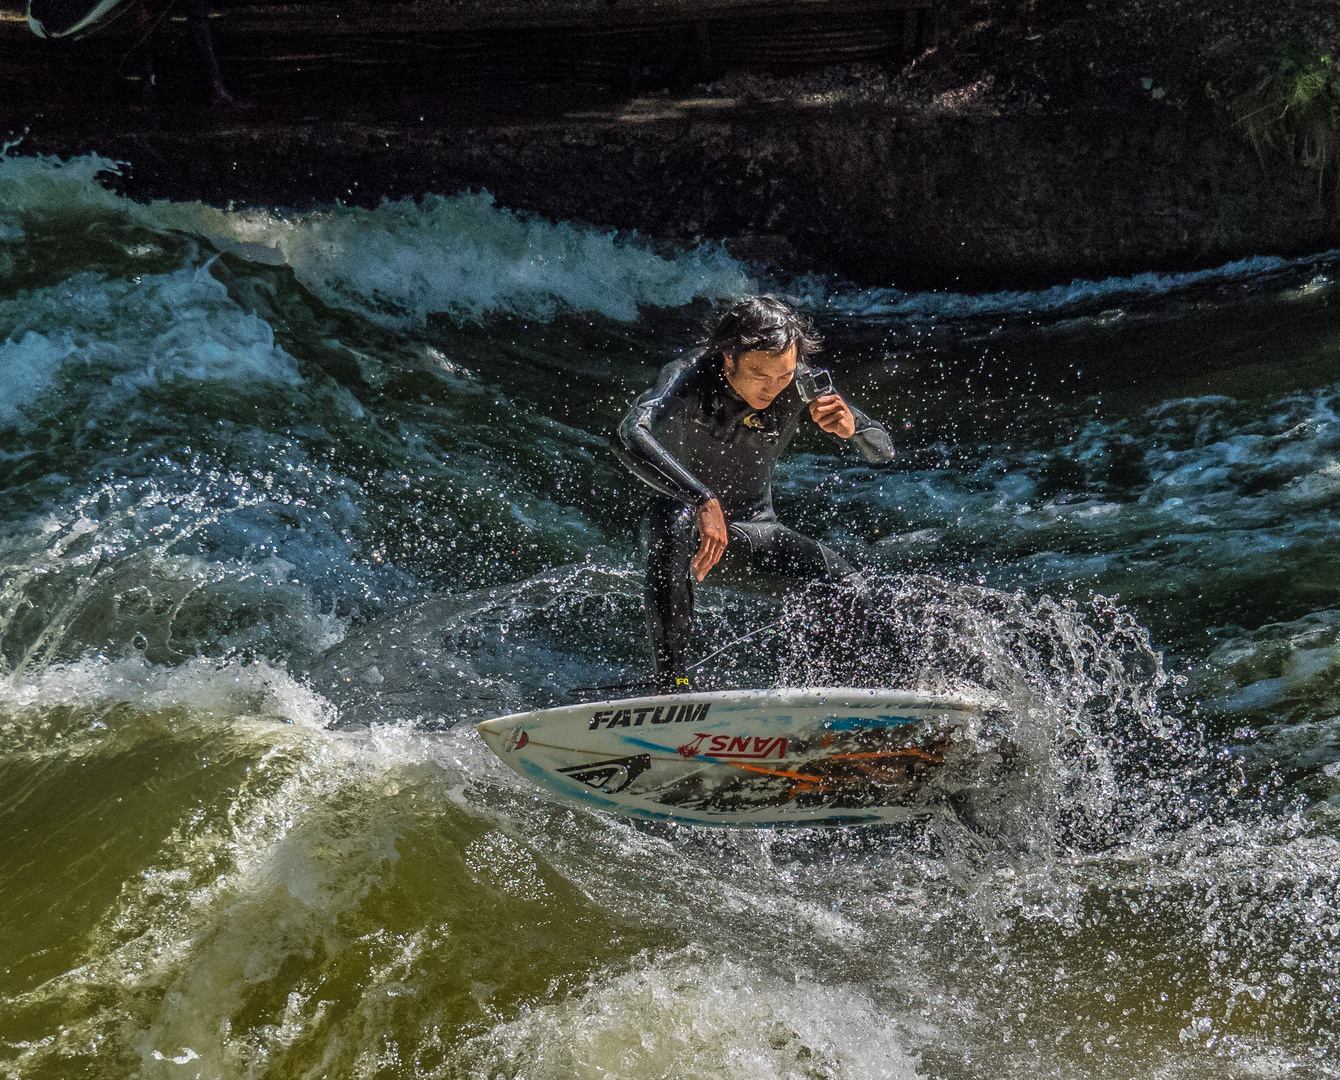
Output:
28,0,137,40
477,687,1008,827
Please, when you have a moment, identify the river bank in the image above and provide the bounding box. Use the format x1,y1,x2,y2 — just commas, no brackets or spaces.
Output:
3,0,1340,286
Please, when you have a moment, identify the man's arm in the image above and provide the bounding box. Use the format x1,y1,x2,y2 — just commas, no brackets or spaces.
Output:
849,406,897,463
617,360,731,580
617,364,717,506
809,394,896,463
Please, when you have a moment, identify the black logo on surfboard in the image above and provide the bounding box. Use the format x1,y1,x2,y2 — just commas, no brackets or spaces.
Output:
557,754,651,794
589,702,710,730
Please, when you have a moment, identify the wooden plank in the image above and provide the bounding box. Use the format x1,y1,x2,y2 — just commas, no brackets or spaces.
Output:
0,0,938,115
58,0,935,35
1,0,937,39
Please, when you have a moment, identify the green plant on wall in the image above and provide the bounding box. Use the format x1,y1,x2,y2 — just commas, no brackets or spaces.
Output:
1209,41,1340,204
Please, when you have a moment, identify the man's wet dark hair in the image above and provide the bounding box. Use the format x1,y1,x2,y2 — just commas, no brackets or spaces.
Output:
704,295,821,362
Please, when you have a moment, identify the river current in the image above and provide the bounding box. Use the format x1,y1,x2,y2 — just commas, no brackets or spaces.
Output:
2,151,1339,1079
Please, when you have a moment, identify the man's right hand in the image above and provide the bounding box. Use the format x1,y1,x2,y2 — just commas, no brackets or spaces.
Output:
692,498,728,581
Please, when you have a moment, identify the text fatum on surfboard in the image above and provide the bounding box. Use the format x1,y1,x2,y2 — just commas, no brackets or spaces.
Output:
588,703,711,730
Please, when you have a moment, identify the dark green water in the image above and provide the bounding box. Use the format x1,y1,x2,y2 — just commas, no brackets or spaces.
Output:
2,152,1339,1079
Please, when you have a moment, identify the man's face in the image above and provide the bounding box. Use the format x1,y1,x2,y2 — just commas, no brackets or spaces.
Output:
723,344,797,410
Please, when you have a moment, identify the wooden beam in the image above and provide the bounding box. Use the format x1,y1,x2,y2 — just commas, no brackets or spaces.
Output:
181,0,937,35
0,0,946,118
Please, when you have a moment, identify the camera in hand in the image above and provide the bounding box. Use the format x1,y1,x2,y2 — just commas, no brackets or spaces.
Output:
794,366,835,402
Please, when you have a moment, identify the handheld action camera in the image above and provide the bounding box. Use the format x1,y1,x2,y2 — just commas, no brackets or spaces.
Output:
794,366,835,402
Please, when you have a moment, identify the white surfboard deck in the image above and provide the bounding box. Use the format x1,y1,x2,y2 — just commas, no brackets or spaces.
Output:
478,687,1004,827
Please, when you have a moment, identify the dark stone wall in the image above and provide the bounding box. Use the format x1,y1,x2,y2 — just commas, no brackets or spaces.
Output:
28,103,1332,289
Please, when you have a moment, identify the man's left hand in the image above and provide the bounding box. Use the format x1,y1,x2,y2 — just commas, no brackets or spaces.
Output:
809,394,856,439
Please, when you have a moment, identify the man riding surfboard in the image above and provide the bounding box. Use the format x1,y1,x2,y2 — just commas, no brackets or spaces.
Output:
617,295,896,693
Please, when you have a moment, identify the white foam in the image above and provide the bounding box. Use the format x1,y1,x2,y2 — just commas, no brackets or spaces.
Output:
451,950,920,1080
165,192,754,326
853,378,1340,600
0,151,127,230
0,470,360,674
0,153,755,326
0,265,303,427
0,329,76,425
0,653,336,729
785,252,1315,322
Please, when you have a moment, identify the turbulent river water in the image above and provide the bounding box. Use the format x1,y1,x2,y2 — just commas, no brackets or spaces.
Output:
3,151,1340,1080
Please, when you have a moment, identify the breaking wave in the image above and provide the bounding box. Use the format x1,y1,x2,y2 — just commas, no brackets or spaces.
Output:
0,152,753,327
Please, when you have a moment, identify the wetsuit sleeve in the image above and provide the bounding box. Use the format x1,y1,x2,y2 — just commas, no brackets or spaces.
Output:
617,363,716,505
847,405,897,464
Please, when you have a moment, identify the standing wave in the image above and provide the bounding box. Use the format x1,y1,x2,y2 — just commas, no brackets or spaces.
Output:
0,151,754,326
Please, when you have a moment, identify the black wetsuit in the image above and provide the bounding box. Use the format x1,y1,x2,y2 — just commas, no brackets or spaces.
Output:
617,350,894,688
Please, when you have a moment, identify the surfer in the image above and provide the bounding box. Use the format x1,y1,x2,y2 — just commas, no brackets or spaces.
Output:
618,295,895,693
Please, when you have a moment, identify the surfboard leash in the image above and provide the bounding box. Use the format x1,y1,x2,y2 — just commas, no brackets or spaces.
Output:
566,617,787,699
687,616,788,672
116,0,180,81
564,679,657,700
